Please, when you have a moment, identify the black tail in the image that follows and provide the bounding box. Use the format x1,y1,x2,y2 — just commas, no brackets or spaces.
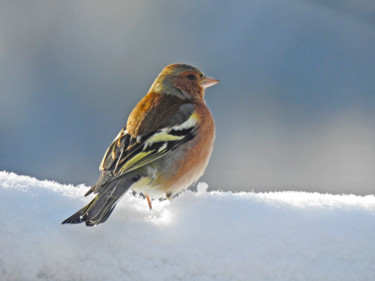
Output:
62,176,135,226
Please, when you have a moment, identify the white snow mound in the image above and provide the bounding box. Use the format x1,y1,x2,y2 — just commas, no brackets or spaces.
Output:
0,171,374,281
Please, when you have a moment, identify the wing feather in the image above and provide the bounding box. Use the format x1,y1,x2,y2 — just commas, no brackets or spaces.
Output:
96,103,198,188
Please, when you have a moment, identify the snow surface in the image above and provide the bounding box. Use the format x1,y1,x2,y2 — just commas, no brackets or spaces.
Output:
0,171,374,281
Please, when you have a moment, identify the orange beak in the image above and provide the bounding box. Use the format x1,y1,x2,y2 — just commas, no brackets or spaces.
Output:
200,76,220,88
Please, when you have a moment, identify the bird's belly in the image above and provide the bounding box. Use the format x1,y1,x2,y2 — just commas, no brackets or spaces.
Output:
131,123,215,199
130,161,207,199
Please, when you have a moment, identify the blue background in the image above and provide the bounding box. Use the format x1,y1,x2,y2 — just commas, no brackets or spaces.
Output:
1,0,374,194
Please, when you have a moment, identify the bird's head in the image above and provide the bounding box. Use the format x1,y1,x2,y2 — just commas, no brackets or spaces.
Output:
150,63,219,100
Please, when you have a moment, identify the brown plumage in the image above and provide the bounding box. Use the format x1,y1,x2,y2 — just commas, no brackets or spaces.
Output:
62,63,219,226
127,93,188,137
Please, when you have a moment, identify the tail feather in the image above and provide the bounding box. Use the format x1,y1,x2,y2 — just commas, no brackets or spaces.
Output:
62,175,135,226
84,186,95,197
85,204,116,227
61,197,98,224
81,186,121,225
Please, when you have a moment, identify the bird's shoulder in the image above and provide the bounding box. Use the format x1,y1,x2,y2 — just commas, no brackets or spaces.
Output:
126,92,196,137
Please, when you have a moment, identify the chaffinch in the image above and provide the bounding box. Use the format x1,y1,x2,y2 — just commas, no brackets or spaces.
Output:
62,63,219,226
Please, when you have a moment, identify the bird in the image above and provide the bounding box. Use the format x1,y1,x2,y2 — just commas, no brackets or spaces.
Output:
62,63,219,226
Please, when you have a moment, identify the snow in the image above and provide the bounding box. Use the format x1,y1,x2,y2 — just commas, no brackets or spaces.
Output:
0,171,374,281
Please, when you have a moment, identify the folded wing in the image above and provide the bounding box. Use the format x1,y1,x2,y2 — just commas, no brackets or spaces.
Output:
89,103,198,194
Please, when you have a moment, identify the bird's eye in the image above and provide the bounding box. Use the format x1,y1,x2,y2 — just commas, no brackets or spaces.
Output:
188,74,196,81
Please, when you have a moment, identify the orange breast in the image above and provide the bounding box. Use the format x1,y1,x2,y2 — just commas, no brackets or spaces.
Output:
161,104,215,196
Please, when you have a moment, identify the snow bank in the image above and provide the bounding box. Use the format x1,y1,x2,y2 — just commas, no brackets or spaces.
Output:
0,171,374,281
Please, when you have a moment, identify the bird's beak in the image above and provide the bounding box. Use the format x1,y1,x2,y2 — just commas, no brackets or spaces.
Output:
200,76,220,88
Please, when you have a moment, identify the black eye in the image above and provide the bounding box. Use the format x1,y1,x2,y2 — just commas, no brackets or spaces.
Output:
188,74,196,81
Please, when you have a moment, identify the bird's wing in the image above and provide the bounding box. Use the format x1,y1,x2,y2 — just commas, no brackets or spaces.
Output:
97,103,198,183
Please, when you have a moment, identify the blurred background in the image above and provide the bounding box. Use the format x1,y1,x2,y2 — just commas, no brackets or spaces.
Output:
1,0,374,195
